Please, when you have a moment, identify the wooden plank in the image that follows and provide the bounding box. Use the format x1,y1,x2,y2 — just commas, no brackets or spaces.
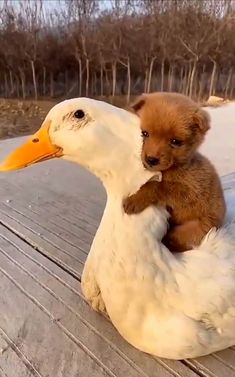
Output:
0,329,41,377
30,201,98,237
0,210,83,278
0,270,116,377
0,169,102,256
0,157,105,208
187,355,235,377
4,200,95,253
0,368,8,377
0,224,198,377
185,348,235,377
0,202,89,261
0,255,134,377
2,181,103,226
214,348,235,370
0,161,103,278
0,223,83,293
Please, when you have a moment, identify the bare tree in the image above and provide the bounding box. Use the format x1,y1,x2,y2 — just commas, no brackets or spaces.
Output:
0,0,234,101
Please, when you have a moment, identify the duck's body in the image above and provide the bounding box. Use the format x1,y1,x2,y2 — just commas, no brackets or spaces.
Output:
1,98,235,359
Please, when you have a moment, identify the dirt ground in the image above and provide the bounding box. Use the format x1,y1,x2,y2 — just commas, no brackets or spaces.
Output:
0,99,56,139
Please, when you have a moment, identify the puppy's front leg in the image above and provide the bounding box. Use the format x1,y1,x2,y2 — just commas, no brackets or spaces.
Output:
123,181,163,215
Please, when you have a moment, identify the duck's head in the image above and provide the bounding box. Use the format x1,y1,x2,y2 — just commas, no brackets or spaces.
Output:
0,98,158,195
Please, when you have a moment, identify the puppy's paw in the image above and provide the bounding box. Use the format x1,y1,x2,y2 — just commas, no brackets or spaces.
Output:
123,195,145,215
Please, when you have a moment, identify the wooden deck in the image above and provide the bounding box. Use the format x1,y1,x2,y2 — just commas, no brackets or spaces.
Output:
1,137,235,377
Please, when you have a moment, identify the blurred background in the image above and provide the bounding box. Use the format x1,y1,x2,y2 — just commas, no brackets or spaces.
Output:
0,0,234,138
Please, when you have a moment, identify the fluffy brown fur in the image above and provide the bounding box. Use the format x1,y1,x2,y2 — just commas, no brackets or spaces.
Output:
123,92,226,252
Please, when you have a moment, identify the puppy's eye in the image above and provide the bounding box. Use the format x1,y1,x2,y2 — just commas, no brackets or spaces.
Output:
170,138,183,147
74,110,85,119
141,130,149,138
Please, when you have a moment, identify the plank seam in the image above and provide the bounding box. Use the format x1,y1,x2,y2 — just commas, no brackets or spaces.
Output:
0,266,117,377
212,353,235,371
7,202,90,256
0,327,43,377
0,220,80,280
184,360,215,377
152,357,188,377
0,366,8,377
0,205,87,265
0,230,81,294
181,360,210,377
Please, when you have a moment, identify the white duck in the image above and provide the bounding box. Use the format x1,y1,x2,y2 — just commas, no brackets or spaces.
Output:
1,98,235,360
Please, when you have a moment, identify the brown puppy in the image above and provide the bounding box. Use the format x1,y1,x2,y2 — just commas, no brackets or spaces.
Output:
123,92,226,252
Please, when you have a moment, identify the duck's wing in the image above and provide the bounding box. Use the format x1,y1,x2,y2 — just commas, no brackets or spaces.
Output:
222,173,235,223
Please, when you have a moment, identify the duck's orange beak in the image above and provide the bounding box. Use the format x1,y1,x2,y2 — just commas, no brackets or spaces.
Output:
0,121,63,172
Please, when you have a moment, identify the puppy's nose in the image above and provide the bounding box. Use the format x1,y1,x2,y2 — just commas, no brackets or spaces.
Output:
145,156,160,167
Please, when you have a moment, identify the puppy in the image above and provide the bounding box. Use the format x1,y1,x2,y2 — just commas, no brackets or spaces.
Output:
123,92,226,252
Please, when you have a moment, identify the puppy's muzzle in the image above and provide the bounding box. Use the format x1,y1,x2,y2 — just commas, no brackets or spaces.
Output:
145,156,160,167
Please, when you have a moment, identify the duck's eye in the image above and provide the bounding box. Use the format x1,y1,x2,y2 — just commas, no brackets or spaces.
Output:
74,110,85,119
170,138,183,147
141,130,149,138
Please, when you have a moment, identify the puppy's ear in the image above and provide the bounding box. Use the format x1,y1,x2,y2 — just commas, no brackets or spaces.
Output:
130,96,145,115
192,108,210,133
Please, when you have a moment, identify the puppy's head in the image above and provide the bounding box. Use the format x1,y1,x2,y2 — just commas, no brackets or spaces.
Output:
130,92,210,172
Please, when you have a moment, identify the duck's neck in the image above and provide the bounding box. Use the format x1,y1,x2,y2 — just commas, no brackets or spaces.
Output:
93,131,168,246
86,107,175,275
103,156,155,200
96,131,156,199
97,163,173,278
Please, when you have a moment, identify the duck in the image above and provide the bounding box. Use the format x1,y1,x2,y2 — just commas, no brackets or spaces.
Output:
1,97,235,360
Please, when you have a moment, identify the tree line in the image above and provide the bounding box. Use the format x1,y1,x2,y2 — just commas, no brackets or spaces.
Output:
0,0,234,103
